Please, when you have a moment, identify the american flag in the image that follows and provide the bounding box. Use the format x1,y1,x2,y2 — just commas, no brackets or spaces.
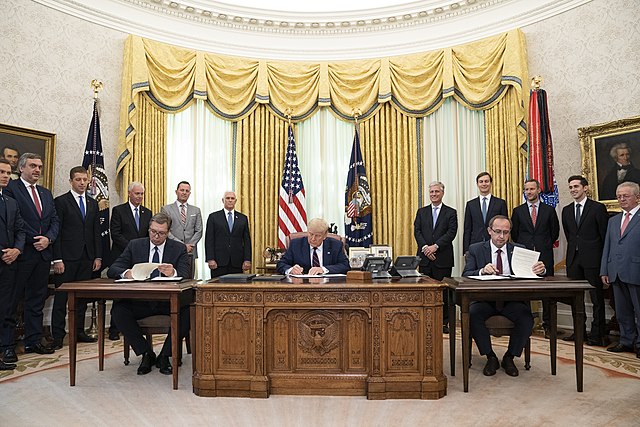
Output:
278,124,307,248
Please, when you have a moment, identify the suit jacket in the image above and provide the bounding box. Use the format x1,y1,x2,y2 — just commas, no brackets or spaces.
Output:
276,236,349,274
161,202,203,258
511,201,559,274
561,198,608,269
600,210,640,285
600,164,640,201
110,202,151,262
53,191,102,262
5,179,58,261
205,209,251,268
0,192,25,273
107,237,190,279
462,241,522,277
463,195,508,253
414,204,458,269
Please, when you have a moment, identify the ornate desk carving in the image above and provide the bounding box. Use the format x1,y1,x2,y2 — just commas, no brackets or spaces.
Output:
192,278,446,400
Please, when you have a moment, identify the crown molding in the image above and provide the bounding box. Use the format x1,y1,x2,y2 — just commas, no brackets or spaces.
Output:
33,0,593,59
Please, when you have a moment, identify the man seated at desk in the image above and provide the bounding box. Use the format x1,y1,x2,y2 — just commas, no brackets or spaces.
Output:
107,212,190,376
276,218,350,275
462,215,545,377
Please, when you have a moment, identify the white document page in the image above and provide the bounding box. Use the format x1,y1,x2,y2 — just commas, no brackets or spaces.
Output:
131,262,162,280
510,246,541,278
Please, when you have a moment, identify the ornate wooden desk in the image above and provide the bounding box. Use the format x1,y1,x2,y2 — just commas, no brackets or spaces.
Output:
192,277,446,399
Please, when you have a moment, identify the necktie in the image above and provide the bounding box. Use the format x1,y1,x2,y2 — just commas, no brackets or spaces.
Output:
575,203,581,226
312,247,320,267
620,212,631,236
150,246,160,278
180,204,187,225
79,195,86,220
227,211,233,232
530,204,537,226
30,185,42,217
433,206,439,228
496,248,503,275
134,207,140,231
481,197,488,222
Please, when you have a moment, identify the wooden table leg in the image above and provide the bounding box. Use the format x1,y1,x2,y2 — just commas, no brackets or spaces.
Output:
550,300,557,375
98,300,105,371
190,302,196,376
461,298,470,392
171,294,179,390
449,288,456,376
574,292,585,392
68,291,77,386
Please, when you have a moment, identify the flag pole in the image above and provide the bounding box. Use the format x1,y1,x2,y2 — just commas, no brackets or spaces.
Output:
352,108,361,228
285,107,293,204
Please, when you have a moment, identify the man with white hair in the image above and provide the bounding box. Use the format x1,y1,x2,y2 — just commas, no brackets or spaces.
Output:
600,143,640,200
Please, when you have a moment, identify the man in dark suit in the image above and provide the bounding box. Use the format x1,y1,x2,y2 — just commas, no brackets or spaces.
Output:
463,172,508,254
108,181,151,340
414,181,458,332
511,179,559,335
205,191,252,278
277,217,349,275
600,143,640,201
600,182,640,358
2,153,59,361
50,166,103,349
463,215,545,377
0,159,25,370
108,213,190,375
561,175,609,346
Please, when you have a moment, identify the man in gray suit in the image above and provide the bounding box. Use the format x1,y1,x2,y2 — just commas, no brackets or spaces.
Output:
600,182,640,358
160,181,202,278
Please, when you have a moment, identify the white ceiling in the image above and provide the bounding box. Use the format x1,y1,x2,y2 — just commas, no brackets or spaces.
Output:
34,0,593,59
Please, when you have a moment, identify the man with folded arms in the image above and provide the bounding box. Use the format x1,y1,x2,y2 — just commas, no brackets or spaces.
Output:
107,213,190,375
463,215,545,377
276,218,349,275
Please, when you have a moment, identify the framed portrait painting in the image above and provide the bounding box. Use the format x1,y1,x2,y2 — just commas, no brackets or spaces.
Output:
579,115,640,211
0,124,56,191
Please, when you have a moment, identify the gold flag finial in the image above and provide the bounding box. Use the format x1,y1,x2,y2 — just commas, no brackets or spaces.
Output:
531,75,542,91
91,79,103,99
285,107,293,126
352,108,362,124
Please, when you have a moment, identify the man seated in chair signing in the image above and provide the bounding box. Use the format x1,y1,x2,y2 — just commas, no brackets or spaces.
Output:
462,215,545,377
276,218,350,275
107,212,190,376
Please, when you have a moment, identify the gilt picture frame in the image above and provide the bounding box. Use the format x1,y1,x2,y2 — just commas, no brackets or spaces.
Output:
0,123,56,191
578,115,640,212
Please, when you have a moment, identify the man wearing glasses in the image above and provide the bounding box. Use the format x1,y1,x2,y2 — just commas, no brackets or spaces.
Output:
463,215,545,377
107,213,190,376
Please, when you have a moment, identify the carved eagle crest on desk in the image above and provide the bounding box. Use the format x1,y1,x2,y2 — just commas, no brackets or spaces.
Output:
298,316,340,356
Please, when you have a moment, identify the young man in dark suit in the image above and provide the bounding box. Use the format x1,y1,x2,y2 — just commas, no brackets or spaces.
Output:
463,172,508,254
414,181,458,332
0,159,25,370
561,175,609,346
511,179,560,336
108,181,151,340
463,215,545,377
205,191,252,278
107,213,190,375
2,153,59,361
276,217,349,275
50,166,103,349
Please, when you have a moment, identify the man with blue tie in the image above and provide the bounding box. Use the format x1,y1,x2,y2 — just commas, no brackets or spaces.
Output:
50,166,103,349
600,182,640,358
463,172,508,254
2,153,59,360
0,159,25,370
108,213,190,375
205,191,252,278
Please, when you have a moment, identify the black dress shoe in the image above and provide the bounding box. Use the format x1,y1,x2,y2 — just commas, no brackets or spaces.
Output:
108,331,120,341
636,348,640,359
77,332,98,343
0,360,17,371
562,333,575,342
542,324,551,340
482,354,499,376
587,337,606,347
442,325,450,334
2,348,18,363
501,354,519,377
606,343,634,353
156,355,173,375
137,351,156,375
51,338,64,350
24,343,55,355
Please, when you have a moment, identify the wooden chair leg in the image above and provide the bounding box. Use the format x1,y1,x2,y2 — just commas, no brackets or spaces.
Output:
185,335,191,355
123,337,130,366
524,338,531,370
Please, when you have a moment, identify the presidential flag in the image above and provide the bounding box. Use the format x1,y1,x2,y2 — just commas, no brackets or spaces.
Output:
83,99,111,266
528,87,559,208
278,124,307,248
344,127,373,247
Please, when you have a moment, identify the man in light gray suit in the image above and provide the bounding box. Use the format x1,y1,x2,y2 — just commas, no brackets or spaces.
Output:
600,181,640,358
160,181,203,278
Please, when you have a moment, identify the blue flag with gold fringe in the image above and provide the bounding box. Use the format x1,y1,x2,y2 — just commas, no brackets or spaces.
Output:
344,128,373,247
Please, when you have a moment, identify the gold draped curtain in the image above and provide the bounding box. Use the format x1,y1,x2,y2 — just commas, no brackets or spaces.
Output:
117,30,529,266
